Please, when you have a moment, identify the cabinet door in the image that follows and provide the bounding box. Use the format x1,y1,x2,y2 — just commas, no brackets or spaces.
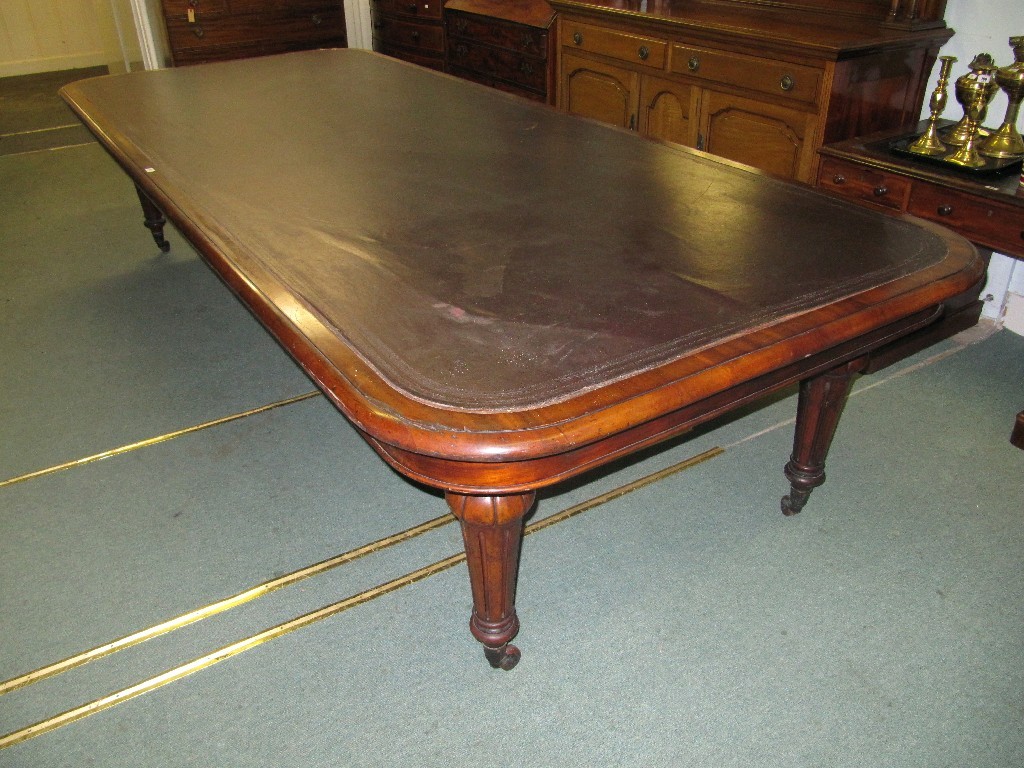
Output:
700,90,819,181
638,75,698,148
560,53,639,130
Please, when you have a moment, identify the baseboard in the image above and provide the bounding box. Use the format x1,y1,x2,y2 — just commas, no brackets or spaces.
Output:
1002,292,1024,337
0,53,116,78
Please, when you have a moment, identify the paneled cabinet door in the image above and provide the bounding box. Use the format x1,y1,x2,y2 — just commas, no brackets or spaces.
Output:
561,53,638,129
639,75,698,148
700,90,818,181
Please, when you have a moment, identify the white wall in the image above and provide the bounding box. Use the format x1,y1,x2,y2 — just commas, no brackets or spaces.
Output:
0,0,122,76
932,0,1023,331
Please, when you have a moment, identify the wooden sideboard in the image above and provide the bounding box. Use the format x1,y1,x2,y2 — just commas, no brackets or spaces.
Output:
550,0,952,183
445,0,556,103
370,0,446,71
160,1,347,66
817,122,1024,448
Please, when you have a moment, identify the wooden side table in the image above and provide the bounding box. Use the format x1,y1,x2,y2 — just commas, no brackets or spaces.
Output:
817,123,1024,449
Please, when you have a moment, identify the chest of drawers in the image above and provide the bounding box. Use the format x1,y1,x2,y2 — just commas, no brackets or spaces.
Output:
444,0,555,103
161,0,347,66
370,0,446,71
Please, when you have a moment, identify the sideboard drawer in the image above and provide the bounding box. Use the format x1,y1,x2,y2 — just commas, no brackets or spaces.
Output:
818,157,911,211
562,21,667,70
670,45,822,106
908,183,1024,256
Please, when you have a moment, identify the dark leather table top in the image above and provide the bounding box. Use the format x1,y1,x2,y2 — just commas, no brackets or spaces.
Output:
62,50,981,468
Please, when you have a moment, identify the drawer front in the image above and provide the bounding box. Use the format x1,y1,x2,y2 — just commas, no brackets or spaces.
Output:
164,1,338,19
671,45,821,106
166,15,265,51
818,157,911,212
448,39,546,92
562,20,666,71
372,14,444,54
375,41,445,69
448,65,547,101
908,184,1024,258
172,41,264,65
162,0,230,20
263,8,346,42
371,0,443,21
446,13,547,56
266,0,338,12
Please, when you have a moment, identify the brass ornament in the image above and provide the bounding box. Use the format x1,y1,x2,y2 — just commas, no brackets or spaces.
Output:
980,36,1024,159
944,53,999,147
909,55,956,156
945,88,989,168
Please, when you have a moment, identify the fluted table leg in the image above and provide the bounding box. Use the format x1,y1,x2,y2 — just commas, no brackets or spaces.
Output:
782,359,865,516
446,491,536,669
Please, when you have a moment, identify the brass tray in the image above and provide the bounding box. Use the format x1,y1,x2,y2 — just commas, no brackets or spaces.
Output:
889,135,1024,176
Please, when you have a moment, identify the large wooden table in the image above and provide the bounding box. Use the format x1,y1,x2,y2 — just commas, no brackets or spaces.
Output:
62,49,985,669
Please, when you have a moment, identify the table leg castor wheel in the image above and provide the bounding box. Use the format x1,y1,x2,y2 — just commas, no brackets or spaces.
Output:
483,643,521,670
781,488,810,516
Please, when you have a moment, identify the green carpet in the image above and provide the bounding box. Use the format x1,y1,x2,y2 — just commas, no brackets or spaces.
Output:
1,142,1021,766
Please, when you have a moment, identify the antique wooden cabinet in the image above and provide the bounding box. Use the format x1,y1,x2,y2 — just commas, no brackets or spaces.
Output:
552,0,952,183
444,0,556,103
370,0,447,71
160,1,347,66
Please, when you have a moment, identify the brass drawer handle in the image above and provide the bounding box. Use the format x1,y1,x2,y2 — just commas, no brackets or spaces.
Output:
638,45,649,61
521,60,535,75
408,2,418,12
688,56,700,72
192,25,204,38
454,43,468,58
832,174,846,185
873,186,888,197
780,75,795,91
311,13,322,26
572,31,582,46
937,204,954,216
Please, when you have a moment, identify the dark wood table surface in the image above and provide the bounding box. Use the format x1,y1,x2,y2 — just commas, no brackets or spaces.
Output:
61,49,985,669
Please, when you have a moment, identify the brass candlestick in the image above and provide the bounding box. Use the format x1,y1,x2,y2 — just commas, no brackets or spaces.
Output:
945,54,999,146
909,55,956,156
980,36,1024,159
945,89,988,168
